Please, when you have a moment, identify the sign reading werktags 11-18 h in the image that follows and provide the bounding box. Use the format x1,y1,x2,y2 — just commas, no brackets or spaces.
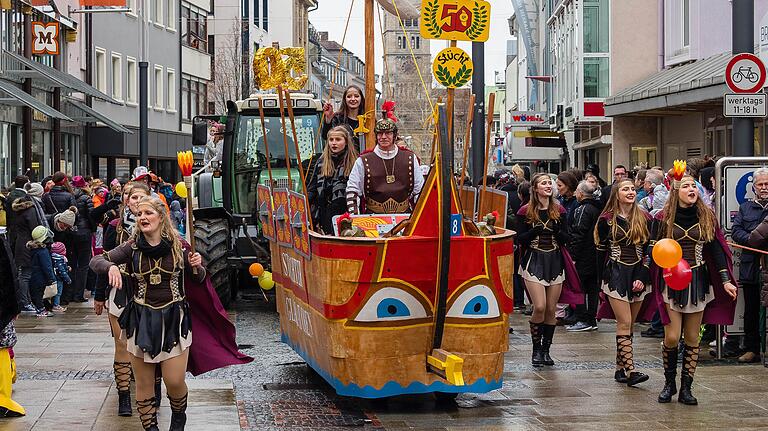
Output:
420,0,491,42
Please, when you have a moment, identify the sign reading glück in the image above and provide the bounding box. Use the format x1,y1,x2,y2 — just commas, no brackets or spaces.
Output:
507,111,547,126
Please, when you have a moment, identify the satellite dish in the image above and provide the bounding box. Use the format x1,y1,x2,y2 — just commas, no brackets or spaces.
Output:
376,0,421,20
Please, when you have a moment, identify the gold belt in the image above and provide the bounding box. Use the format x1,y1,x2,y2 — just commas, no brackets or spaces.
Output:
366,197,409,214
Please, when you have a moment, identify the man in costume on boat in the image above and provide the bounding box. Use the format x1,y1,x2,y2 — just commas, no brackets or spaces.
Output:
345,118,424,214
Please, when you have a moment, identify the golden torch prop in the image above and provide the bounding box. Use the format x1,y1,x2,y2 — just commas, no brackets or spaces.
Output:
177,151,197,275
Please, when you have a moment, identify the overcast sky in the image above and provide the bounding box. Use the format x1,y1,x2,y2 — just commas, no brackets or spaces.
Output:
309,1,516,88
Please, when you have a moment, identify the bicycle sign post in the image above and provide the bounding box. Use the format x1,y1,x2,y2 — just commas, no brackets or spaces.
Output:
725,53,766,93
724,53,768,119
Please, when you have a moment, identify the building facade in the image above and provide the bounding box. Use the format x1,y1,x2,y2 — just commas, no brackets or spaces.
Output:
381,12,432,161
89,0,186,182
605,0,768,169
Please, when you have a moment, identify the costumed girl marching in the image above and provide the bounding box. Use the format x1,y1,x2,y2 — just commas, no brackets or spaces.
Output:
594,179,652,387
91,196,251,430
516,173,582,366
652,166,737,405
92,182,150,417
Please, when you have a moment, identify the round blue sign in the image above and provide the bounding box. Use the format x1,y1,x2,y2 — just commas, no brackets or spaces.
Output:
736,171,755,205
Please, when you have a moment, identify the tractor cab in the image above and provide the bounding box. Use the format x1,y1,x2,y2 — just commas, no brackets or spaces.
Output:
190,92,323,306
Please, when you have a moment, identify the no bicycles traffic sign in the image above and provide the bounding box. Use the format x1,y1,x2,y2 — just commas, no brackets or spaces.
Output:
725,53,766,93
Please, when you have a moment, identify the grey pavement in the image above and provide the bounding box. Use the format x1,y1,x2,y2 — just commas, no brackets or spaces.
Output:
2,294,768,430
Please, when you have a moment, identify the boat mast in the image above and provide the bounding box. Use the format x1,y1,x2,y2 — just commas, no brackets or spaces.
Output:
365,0,376,149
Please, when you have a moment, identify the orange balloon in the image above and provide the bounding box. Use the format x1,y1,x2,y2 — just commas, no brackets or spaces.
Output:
248,263,264,277
652,238,683,269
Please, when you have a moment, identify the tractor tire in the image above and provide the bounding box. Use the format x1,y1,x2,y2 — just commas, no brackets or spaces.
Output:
194,218,233,308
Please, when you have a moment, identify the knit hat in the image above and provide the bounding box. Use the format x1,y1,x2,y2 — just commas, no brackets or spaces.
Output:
51,241,66,255
53,206,78,230
110,178,121,188
31,226,53,242
24,182,44,198
72,175,86,188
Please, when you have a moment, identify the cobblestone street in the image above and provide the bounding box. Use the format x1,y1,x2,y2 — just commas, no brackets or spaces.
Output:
2,295,768,430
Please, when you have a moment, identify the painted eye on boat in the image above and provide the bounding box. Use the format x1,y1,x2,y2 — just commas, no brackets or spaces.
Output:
354,287,428,322
447,285,500,319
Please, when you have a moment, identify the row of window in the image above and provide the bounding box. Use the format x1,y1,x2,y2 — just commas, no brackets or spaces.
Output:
94,48,177,112
181,74,208,122
124,0,177,31
242,0,269,32
396,35,421,50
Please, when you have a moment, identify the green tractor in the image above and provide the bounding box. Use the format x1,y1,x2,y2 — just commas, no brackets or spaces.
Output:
191,93,323,307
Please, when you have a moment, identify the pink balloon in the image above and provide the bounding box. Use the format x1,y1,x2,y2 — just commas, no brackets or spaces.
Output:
663,259,692,291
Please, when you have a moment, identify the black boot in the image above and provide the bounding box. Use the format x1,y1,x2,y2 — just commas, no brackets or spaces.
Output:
113,361,133,416
541,324,555,366
678,344,699,405
118,391,132,417
617,335,648,387
530,321,544,367
614,337,627,383
168,392,188,431
136,397,158,431
658,344,678,403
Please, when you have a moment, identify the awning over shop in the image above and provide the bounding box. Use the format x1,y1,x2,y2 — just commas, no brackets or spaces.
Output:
513,130,561,138
605,50,730,116
63,97,132,134
0,79,72,121
2,50,119,104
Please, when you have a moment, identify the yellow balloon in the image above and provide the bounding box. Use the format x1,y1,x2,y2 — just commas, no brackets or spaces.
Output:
175,182,188,198
258,271,275,290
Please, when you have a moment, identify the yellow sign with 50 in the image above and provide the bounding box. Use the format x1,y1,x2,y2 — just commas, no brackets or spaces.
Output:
420,0,491,42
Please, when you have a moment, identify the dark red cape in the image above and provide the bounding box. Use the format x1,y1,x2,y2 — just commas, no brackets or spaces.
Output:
649,212,737,325
516,204,583,304
182,242,253,376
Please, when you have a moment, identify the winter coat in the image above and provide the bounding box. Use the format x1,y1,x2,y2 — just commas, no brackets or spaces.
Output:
568,198,602,277
89,195,121,228
170,201,186,231
72,188,94,234
499,182,521,229
51,252,71,284
3,188,26,228
747,216,768,306
43,185,76,217
321,113,360,146
559,195,579,232
0,233,18,332
731,200,768,284
27,240,55,289
307,152,352,234
11,196,48,268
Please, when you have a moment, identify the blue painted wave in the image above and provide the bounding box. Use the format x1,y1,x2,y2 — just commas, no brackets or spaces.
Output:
281,332,503,398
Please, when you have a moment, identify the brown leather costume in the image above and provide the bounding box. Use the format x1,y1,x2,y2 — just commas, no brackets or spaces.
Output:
360,149,414,214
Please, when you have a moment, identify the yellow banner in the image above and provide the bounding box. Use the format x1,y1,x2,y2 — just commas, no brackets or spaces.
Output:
420,0,490,42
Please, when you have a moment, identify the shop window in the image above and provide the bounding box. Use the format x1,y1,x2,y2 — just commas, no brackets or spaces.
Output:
115,158,131,182
583,57,609,98
96,157,108,180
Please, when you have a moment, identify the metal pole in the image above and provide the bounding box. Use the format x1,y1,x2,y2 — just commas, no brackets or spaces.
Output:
470,42,485,185
139,62,149,166
138,0,148,165
732,0,755,157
